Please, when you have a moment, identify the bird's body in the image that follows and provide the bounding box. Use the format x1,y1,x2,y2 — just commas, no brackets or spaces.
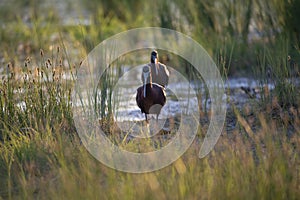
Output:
147,63,169,87
136,66,166,121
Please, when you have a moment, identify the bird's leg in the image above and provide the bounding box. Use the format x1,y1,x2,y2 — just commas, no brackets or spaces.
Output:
156,114,159,121
145,114,148,122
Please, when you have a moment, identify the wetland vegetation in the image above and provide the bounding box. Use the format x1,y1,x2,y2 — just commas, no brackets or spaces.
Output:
0,0,300,199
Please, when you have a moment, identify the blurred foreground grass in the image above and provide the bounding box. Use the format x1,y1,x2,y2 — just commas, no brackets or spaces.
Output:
0,93,299,199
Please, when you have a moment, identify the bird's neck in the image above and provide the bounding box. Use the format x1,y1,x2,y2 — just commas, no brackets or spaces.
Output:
143,82,152,98
149,63,159,75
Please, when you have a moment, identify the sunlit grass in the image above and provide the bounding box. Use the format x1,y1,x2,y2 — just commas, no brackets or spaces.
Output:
0,46,299,198
0,106,299,199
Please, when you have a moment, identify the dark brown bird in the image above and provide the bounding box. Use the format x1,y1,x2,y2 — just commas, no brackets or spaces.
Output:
141,50,169,88
136,65,166,121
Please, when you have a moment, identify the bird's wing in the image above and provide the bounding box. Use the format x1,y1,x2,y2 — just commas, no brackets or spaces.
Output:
159,63,169,86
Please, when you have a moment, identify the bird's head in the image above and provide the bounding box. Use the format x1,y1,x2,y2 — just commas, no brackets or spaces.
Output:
150,50,158,64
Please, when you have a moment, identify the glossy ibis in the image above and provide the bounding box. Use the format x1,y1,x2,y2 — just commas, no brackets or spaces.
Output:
136,65,166,121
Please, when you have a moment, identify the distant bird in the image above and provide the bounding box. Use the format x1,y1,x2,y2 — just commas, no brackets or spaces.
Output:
136,65,167,121
141,50,169,88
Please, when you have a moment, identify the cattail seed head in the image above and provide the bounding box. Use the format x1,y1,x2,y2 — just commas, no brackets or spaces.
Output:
40,49,44,57
47,58,52,66
26,57,31,63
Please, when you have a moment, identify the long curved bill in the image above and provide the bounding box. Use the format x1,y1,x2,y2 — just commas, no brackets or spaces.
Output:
143,73,148,98
154,59,158,75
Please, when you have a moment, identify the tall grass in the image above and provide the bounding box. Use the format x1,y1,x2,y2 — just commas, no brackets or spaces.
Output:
0,103,299,199
255,37,299,108
0,47,299,199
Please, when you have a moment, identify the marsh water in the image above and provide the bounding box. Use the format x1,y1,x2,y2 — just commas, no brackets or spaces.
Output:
91,64,278,137
8,66,273,123
111,66,273,122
